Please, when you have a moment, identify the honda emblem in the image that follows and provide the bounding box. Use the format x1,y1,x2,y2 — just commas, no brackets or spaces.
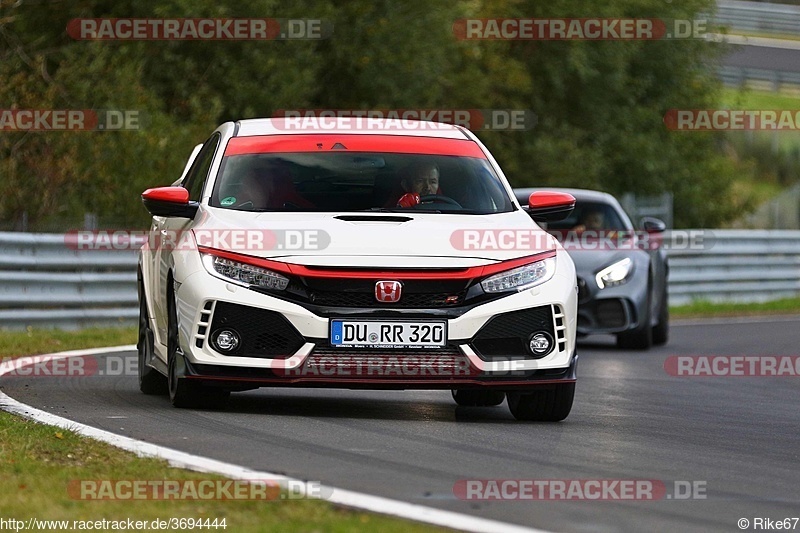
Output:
375,280,402,303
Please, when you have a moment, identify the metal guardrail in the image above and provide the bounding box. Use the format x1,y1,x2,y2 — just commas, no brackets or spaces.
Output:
715,0,800,35
665,229,800,305
0,233,138,329
0,230,798,329
719,65,800,89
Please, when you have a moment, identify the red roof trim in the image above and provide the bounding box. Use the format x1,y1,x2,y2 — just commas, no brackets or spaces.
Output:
224,135,487,158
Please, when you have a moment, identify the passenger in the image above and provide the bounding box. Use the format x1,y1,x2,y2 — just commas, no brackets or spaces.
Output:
234,166,276,210
234,164,314,210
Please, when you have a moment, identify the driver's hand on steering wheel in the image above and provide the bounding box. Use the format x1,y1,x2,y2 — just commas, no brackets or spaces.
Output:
396,193,420,208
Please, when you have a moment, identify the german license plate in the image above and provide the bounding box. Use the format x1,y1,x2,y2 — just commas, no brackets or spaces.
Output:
330,320,447,348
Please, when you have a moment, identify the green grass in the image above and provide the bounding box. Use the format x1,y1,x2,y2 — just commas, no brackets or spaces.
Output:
720,88,800,152
0,326,138,358
720,87,800,111
718,29,800,43
671,297,800,318
718,87,800,214
0,329,446,532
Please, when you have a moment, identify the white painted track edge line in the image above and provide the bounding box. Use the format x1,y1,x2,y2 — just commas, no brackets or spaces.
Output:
671,314,800,327
0,346,549,533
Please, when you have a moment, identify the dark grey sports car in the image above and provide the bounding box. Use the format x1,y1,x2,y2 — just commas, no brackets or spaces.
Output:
515,188,669,349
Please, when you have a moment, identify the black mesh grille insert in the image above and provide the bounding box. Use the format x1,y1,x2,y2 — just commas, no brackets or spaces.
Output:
471,306,555,358
209,302,305,358
595,299,627,328
308,290,464,308
577,277,591,303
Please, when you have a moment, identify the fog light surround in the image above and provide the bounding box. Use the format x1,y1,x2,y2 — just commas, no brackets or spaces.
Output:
213,329,240,353
529,332,554,357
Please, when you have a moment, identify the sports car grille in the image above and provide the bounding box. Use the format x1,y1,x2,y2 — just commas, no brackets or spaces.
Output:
208,302,305,358
577,277,591,303
471,305,556,359
259,277,474,310
595,299,627,328
308,290,464,308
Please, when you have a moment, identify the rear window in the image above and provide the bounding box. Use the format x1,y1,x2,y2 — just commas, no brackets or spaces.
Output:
209,151,514,214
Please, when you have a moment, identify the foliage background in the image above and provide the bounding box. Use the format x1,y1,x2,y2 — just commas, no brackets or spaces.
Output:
0,0,748,229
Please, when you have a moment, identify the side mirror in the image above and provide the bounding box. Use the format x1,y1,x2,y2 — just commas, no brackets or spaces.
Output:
527,191,576,222
142,187,199,219
641,216,666,233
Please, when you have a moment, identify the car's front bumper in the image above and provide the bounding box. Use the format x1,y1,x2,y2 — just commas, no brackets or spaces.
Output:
181,351,578,391
575,272,648,335
168,249,578,389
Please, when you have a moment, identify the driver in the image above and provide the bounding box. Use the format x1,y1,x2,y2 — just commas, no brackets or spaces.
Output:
396,162,440,208
572,208,605,233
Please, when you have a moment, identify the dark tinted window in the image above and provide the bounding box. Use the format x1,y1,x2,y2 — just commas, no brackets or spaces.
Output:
183,134,220,201
210,152,513,214
546,201,627,231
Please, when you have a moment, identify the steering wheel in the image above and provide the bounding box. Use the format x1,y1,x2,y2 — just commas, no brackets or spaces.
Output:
418,194,462,208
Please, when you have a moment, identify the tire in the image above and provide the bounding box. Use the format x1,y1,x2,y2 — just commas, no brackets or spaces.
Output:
451,389,505,407
507,383,575,421
616,279,653,350
137,276,167,395
166,281,229,409
652,286,669,346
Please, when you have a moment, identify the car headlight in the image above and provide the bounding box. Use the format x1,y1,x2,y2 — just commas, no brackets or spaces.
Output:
595,258,632,289
481,257,556,293
202,254,289,290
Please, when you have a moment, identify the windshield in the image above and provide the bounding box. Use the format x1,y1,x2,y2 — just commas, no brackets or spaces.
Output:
210,152,513,214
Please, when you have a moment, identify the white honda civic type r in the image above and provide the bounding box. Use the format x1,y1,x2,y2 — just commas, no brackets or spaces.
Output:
137,117,579,421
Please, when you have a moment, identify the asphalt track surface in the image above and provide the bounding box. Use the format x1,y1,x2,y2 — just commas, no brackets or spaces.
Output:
724,44,800,73
2,318,799,533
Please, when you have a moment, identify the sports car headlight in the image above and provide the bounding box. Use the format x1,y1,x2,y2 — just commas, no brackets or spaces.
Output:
595,258,632,289
481,257,556,293
202,254,289,290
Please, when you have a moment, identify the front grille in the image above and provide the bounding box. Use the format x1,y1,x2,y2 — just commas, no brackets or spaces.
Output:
471,305,556,358
208,302,305,358
595,299,627,328
577,277,591,303
303,345,475,378
259,277,474,310
308,290,464,308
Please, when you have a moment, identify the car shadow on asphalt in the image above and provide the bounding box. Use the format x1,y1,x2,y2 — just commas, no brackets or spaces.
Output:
217,393,521,423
